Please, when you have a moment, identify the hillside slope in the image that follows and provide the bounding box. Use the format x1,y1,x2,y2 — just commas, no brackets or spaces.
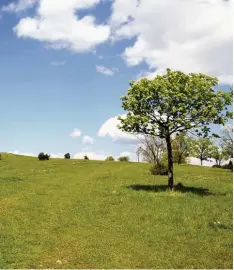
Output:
0,154,232,269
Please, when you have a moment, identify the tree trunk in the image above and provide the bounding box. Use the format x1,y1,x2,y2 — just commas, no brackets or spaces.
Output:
166,135,174,190
201,159,203,166
178,155,182,165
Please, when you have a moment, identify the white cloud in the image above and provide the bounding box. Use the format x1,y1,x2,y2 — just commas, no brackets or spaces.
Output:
2,0,39,13
98,114,140,144
74,151,107,160
8,150,36,157
13,0,110,52
83,135,94,145
50,61,66,67
110,0,233,84
96,65,119,76
70,128,82,138
50,153,64,159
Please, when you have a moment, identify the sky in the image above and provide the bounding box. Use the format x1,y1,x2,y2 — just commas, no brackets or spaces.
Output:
0,0,233,164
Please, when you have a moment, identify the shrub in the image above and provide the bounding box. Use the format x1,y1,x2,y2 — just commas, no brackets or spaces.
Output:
106,156,115,161
64,153,71,159
118,156,130,162
212,161,233,171
84,155,89,160
150,163,168,175
212,164,221,168
222,160,233,171
38,152,50,161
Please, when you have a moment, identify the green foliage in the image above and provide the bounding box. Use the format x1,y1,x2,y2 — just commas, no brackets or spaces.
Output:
105,156,115,161
220,125,233,159
38,152,50,161
84,155,89,160
118,69,232,139
118,156,130,162
210,145,228,166
191,138,214,166
172,132,192,164
64,153,71,159
150,162,168,175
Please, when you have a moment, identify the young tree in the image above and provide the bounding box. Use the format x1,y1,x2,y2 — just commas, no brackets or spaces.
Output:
137,135,166,165
84,155,89,160
172,132,192,164
211,145,228,166
191,138,215,166
220,124,233,159
118,69,232,190
136,147,141,163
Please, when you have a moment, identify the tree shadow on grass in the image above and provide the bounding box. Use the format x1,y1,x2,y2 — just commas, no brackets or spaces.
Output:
127,184,224,196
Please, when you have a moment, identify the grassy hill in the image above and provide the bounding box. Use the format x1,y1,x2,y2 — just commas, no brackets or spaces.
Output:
0,153,232,269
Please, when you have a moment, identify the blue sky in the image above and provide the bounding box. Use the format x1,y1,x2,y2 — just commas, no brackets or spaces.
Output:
0,0,232,161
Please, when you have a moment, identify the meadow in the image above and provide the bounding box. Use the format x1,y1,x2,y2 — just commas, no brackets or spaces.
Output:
0,153,233,269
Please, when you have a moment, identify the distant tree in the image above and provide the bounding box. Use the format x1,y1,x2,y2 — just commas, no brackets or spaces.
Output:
137,135,166,165
211,145,228,166
191,138,215,166
84,155,89,160
172,132,192,164
136,147,141,163
106,156,115,161
118,156,130,162
64,153,71,159
38,152,50,161
220,124,233,159
118,69,232,189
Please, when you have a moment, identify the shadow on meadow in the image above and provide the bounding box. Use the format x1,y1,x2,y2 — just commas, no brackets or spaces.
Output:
128,183,226,196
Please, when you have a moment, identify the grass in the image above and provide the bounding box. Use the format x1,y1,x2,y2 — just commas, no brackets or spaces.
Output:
0,153,233,269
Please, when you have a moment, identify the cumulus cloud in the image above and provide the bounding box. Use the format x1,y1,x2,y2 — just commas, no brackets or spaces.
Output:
70,128,82,138
74,151,106,160
13,0,110,52
83,135,95,145
50,61,66,67
98,114,140,144
110,0,233,84
2,0,38,13
96,65,119,76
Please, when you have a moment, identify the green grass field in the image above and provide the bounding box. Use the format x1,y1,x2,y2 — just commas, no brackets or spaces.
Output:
0,153,233,269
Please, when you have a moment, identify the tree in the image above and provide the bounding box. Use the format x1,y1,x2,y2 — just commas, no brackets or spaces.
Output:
38,152,50,161
137,135,166,165
191,138,215,166
84,155,89,160
220,124,233,159
64,153,71,159
136,147,141,163
211,145,228,166
118,156,130,162
106,156,115,161
172,132,192,164
118,69,232,190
